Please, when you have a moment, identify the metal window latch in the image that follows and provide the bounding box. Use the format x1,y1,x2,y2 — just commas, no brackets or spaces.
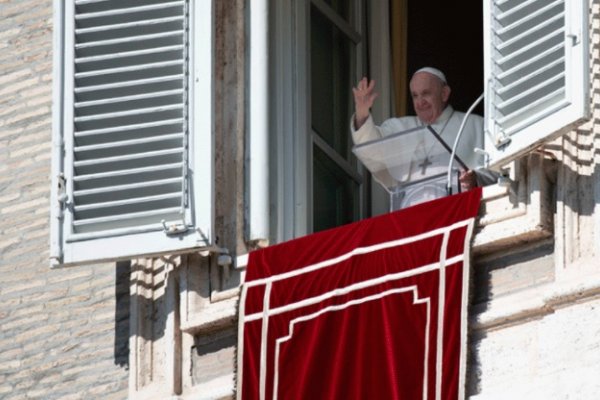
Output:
161,220,189,235
567,33,580,46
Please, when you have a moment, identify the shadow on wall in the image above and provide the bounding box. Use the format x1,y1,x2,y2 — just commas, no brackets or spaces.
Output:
114,260,131,368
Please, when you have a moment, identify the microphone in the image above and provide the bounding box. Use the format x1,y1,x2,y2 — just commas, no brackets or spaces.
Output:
446,93,484,195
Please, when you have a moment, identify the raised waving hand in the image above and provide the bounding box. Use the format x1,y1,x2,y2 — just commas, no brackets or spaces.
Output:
352,77,378,129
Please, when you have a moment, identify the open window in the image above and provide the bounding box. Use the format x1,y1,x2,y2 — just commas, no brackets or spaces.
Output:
389,0,589,170
310,0,366,232
270,0,368,240
483,0,589,167
51,0,214,267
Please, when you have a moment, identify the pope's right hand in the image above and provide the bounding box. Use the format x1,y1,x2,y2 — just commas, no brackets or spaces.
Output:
352,77,378,129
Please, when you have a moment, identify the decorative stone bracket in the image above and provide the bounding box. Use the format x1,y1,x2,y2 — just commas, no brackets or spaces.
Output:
473,152,557,255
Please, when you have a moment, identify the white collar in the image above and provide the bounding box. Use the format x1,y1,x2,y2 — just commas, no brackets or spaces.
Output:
432,106,454,126
416,105,454,128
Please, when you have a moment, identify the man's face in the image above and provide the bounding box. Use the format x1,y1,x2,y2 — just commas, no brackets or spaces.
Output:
409,72,450,124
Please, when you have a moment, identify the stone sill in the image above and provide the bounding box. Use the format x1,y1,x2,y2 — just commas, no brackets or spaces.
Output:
181,295,238,334
473,153,555,255
472,184,552,255
471,264,600,331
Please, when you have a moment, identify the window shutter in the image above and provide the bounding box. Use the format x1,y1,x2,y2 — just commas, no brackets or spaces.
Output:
483,0,589,167
51,0,213,267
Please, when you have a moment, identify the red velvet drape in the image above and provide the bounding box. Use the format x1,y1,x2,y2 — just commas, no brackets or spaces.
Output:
239,188,481,400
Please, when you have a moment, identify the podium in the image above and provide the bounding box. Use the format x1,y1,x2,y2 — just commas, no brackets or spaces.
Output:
352,125,465,211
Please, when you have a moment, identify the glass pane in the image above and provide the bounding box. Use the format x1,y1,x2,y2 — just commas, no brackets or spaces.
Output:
310,4,354,159
320,0,353,23
313,145,359,232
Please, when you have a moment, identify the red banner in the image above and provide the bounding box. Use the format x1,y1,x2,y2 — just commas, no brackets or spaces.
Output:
238,189,481,400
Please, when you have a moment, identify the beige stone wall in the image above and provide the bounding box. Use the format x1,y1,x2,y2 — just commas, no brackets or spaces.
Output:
470,296,600,399
0,1,129,398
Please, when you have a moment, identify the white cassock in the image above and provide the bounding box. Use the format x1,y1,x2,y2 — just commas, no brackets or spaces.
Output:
351,106,496,208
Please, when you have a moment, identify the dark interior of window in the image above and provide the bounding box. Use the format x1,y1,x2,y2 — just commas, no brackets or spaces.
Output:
406,1,484,116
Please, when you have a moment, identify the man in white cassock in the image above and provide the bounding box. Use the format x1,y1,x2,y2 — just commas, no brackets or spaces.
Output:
351,67,497,207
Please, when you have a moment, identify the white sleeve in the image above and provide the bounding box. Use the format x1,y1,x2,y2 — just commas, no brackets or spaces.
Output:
350,114,383,144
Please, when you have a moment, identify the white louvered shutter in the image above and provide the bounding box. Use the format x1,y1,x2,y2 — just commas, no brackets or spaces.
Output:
51,0,213,267
483,0,589,167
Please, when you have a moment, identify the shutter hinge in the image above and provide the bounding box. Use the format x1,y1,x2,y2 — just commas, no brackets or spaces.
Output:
494,128,511,149
55,173,67,218
161,219,189,235
57,173,67,203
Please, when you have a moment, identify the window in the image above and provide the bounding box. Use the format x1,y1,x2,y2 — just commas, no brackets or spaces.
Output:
483,0,589,167
310,1,364,232
271,0,590,238
270,0,367,240
51,0,213,267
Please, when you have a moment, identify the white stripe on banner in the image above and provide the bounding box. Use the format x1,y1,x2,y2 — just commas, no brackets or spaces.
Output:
435,230,451,400
458,219,475,399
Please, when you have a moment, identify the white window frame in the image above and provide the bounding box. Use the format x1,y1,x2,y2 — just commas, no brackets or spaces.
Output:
483,0,590,168
50,0,214,267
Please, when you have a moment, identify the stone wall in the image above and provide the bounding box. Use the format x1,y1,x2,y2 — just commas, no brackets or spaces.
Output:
0,1,129,398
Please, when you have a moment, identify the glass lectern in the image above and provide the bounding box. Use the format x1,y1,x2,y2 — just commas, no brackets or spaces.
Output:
352,125,466,211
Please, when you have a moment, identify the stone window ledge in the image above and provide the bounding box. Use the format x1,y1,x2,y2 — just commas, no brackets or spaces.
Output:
473,152,555,255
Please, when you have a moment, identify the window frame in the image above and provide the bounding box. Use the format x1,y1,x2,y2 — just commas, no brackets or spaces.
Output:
50,0,214,267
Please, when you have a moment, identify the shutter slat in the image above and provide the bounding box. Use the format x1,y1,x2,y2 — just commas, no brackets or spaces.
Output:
74,162,183,182
495,0,562,31
73,207,183,227
74,192,182,212
75,89,184,109
74,118,184,137
71,207,184,236
74,132,184,152
75,0,112,4
74,148,183,168
495,26,563,66
75,1,185,20
75,30,183,50
74,177,182,197
496,11,563,51
497,57,564,96
75,60,183,79
75,16,184,35
497,73,564,110
66,218,180,243
496,43,563,81
498,97,569,138
74,75,183,94
497,87,565,127
76,45,184,64
74,104,182,123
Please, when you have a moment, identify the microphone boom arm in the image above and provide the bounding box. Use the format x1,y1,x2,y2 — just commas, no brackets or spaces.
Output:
446,93,484,195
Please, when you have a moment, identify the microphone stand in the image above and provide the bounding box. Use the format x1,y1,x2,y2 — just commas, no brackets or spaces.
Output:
446,93,484,195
